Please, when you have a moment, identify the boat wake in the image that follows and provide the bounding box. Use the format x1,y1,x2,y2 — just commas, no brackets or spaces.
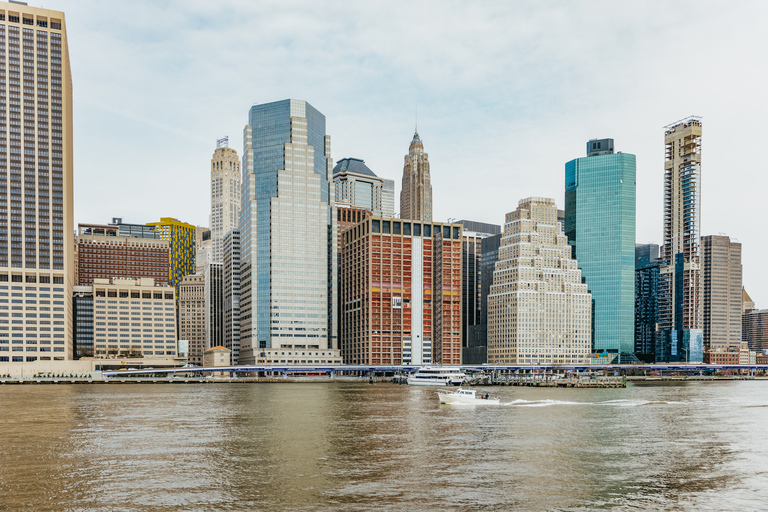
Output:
500,398,689,407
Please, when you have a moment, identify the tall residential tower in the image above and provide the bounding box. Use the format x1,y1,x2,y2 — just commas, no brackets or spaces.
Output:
0,4,73,364
238,99,340,365
658,117,703,362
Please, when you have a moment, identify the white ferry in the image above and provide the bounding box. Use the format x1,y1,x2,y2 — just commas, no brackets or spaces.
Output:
406,366,467,386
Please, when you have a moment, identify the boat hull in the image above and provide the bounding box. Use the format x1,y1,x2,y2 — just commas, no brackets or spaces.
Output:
407,377,463,386
438,391,500,405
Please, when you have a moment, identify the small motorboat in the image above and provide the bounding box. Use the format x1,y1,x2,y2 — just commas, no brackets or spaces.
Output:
437,388,500,405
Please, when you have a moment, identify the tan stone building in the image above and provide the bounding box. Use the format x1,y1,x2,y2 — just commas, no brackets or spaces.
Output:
203,345,231,367
90,278,177,359
487,197,592,365
701,235,742,350
399,131,432,222
0,3,74,364
179,274,205,365
210,142,240,263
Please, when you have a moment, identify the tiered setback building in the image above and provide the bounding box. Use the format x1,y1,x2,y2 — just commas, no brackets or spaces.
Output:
76,224,169,286
333,158,394,217
239,99,341,365
400,131,432,222
658,117,704,362
565,139,636,362
179,273,205,365
210,144,240,263
0,4,73,364
701,235,742,351
487,198,592,365
340,217,463,365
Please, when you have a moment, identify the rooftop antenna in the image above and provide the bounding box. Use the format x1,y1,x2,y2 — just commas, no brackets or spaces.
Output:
415,105,418,133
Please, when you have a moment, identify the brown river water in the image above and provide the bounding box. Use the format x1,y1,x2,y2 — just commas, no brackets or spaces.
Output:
1,381,767,511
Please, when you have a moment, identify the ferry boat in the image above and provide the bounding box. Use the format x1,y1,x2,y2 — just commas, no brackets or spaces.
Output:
437,388,500,405
406,366,467,386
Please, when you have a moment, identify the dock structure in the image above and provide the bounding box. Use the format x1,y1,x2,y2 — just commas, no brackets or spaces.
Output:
491,372,625,388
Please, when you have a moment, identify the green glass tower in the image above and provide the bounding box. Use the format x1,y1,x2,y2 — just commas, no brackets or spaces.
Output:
565,139,636,363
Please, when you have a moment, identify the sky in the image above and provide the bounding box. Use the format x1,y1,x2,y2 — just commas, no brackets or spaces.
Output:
55,0,768,306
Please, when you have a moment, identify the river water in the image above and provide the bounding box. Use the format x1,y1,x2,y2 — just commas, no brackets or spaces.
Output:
0,381,767,511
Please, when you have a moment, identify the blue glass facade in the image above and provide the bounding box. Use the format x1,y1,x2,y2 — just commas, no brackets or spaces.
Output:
239,99,335,361
565,145,636,362
657,328,703,362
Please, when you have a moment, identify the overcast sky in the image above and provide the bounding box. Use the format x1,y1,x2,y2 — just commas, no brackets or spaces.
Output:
57,0,768,306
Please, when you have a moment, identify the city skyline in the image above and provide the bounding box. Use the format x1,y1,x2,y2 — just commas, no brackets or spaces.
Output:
54,0,768,307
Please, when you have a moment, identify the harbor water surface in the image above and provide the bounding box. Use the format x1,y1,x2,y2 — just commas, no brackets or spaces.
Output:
1,381,767,511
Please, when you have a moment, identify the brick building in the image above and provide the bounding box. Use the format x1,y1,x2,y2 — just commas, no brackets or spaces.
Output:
340,216,463,365
77,224,169,286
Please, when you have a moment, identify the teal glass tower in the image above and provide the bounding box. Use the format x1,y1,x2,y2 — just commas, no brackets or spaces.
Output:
565,139,636,363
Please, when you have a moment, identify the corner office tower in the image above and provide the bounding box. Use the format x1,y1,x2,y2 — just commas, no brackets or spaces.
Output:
658,117,703,362
0,4,73,363
238,100,341,365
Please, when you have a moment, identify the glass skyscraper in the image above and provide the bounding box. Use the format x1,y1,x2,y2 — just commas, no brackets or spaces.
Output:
239,99,340,365
565,139,636,363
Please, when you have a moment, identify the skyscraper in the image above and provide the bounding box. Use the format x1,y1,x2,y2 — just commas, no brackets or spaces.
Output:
565,138,636,363
635,243,660,363
400,131,432,221
458,220,502,364
238,99,340,365
658,117,703,362
223,229,240,363
210,139,240,263
333,158,395,217
0,4,73,363
701,235,742,351
487,197,592,365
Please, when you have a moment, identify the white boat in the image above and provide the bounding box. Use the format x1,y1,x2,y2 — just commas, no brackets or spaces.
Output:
437,388,500,405
407,366,467,386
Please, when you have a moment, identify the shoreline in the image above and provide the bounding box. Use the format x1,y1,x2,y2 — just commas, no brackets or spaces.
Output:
2,375,768,385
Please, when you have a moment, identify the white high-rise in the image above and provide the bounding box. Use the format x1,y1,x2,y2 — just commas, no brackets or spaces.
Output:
210,139,240,263
487,197,592,365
